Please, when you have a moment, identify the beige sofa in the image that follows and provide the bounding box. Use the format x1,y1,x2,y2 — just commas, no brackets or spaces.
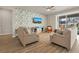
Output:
50,29,71,50
16,27,39,47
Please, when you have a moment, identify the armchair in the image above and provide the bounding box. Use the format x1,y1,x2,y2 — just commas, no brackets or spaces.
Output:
50,29,71,50
16,27,39,47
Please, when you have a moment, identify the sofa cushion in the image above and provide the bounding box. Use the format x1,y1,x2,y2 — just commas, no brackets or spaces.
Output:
56,30,63,35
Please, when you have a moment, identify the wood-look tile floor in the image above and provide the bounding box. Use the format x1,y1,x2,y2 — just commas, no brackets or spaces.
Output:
0,33,68,53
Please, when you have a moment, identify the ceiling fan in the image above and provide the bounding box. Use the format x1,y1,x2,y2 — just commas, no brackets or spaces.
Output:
46,6,55,11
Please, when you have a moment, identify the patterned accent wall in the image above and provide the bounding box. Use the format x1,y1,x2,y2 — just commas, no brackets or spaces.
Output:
14,8,47,29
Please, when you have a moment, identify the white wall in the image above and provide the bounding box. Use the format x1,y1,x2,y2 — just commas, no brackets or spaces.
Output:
47,15,56,29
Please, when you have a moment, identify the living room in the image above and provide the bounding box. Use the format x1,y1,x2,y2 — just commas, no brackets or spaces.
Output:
0,6,79,53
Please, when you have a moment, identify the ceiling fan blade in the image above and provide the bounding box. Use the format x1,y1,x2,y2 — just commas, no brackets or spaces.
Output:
46,6,55,9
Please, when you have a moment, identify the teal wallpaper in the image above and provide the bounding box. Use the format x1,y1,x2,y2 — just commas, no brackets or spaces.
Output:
14,8,47,29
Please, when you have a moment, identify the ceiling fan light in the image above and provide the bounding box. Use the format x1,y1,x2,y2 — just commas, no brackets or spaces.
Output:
47,9,50,11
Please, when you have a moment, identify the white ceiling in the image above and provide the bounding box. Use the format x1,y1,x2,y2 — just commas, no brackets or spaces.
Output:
0,6,78,15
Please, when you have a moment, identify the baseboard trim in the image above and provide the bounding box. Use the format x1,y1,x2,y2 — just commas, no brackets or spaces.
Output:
0,33,12,35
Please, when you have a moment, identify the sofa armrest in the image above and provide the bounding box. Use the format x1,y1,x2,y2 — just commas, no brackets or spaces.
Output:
27,33,39,37
50,33,64,42
53,33,64,38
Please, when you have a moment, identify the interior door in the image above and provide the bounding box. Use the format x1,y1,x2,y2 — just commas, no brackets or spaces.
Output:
0,9,12,35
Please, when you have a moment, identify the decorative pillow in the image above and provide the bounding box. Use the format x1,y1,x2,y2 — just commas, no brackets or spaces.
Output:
24,28,28,33
27,28,32,34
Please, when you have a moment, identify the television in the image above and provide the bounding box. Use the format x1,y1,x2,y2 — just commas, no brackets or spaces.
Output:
33,17,42,23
